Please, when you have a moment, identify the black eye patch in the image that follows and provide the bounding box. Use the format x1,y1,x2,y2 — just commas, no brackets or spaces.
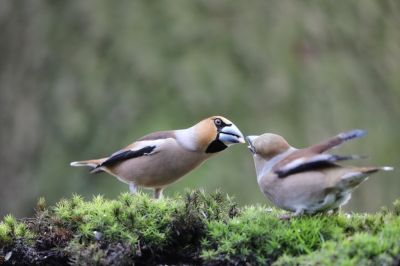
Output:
214,118,230,131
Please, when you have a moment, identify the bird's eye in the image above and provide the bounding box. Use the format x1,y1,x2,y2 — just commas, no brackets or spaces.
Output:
214,118,222,126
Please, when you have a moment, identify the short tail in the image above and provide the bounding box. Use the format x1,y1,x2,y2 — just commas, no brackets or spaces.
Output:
341,166,393,188
70,158,108,173
356,166,394,176
369,166,394,172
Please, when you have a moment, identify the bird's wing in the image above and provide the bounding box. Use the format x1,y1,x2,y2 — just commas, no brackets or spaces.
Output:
304,129,367,154
274,154,368,178
91,131,176,171
99,145,157,167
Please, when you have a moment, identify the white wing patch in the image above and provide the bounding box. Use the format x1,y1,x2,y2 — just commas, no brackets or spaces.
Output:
129,139,166,154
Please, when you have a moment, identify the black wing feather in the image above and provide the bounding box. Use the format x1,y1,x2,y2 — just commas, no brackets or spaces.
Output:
275,154,367,178
99,146,156,167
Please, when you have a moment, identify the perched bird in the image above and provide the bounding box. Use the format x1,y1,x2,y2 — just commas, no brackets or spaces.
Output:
71,116,244,199
246,130,393,219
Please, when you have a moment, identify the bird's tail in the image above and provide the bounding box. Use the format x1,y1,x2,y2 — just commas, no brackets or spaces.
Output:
359,166,394,175
70,158,108,173
341,166,393,188
374,166,394,172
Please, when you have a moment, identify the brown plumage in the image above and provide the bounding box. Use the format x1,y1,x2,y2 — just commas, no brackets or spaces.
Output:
246,130,393,219
71,116,244,198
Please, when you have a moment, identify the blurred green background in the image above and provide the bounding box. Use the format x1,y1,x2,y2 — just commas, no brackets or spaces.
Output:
1,1,399,219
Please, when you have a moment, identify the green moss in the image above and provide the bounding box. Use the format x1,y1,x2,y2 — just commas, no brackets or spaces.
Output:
0,214,35,247
4,215,16,235
393,199,400,216
1,191,400,265
0,221,11,244
274,231,400,266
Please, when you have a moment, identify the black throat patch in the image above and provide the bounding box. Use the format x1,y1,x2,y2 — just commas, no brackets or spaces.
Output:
205,137,227,153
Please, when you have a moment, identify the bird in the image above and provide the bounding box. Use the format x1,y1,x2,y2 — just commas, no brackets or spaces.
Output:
70,116,244,199
246,130,393,219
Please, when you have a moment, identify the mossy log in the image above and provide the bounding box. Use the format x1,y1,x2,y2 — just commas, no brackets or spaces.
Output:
1,189,400,265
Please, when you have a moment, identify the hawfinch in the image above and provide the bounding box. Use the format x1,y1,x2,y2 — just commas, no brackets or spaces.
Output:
71,116,244,199
246,130,393,219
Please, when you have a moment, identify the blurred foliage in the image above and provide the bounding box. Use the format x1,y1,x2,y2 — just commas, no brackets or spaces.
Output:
0,0,399,218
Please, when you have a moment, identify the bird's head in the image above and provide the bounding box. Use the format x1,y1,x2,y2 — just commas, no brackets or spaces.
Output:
193,116,245,153
246,133,291,160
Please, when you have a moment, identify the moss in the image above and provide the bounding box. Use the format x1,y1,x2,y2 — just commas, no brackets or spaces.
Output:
0,222,12,245
1,190,400,265
0,214,35,246
393,199,400,216
274,231,400,266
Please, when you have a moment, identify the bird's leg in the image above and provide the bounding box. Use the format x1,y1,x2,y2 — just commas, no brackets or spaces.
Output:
328,207,341,216
153,188,163,199
279,209,304,220
129,182,137,195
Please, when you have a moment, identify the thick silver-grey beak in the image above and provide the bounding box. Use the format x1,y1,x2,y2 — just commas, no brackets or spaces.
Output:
246,135,259,154
218,124,245,146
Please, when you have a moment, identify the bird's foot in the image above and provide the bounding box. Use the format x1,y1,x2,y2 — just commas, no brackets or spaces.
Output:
279,213,295,220
279,209,304,220
328,207,340,216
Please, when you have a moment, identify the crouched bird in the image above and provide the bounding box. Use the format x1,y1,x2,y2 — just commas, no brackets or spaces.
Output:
246,130,393,219
71,116,244,199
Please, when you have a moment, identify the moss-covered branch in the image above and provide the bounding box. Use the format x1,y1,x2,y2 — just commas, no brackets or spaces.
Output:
1,190,400,265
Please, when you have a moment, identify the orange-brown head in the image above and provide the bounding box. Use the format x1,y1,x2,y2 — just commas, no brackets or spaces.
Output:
247,133,292,160
189,116,245,153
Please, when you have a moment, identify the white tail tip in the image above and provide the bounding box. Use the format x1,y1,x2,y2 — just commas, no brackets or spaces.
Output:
70,161,98,167
381,166,394,171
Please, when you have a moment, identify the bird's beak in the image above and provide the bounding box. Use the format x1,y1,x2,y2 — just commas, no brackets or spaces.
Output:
246,135,259,154
218,123,245,146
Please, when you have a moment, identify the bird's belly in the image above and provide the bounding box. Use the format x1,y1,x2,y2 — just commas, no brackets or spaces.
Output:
110,151,210,188
304,190,352,214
